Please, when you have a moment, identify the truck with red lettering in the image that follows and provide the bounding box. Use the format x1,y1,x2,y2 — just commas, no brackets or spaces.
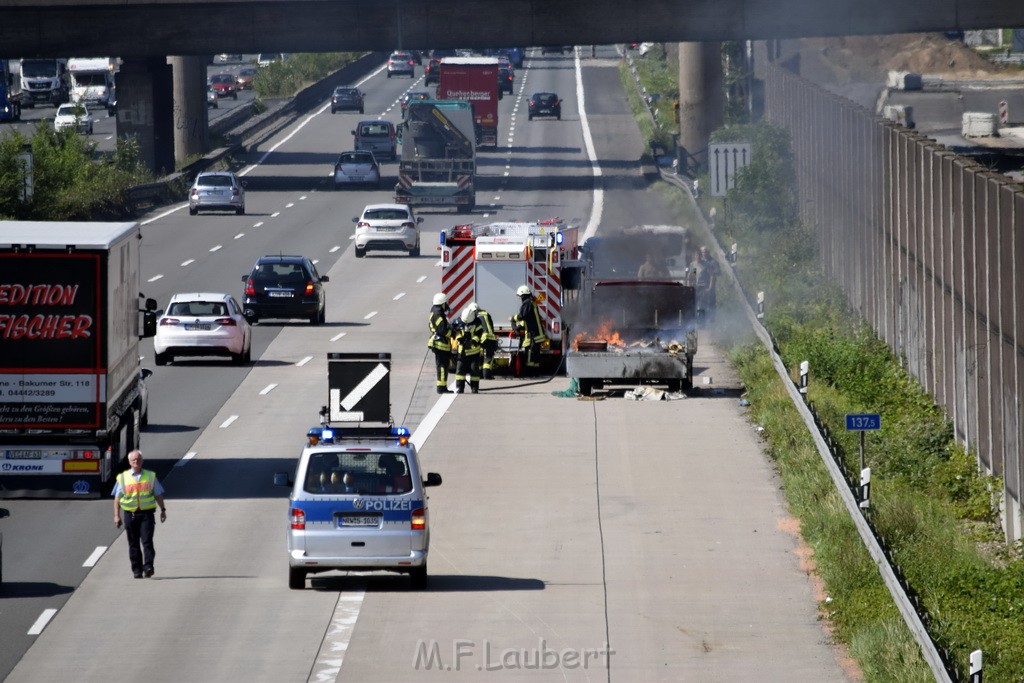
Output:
436,57,500,148
0,221,157,498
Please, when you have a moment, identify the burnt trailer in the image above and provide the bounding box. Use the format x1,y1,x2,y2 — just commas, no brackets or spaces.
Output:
563,280,698,396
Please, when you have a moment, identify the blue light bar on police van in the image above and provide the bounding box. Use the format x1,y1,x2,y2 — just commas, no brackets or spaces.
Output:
321,428,335,442
439,231,446,246
391,426,410,437
556,231,564,245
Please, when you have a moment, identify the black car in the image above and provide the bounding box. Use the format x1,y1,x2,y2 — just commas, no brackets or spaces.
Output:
528,92,561,120
331,86,365,114
424,58,441,85
497,67,514,95
241,255,329,325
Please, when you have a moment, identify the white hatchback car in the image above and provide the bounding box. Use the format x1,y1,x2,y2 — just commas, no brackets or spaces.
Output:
153,292,252,366
333,151,380,189
352,203,423,258
54,103,94,134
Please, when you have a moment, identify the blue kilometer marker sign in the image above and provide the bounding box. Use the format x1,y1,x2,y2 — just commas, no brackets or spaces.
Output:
846,413,881,431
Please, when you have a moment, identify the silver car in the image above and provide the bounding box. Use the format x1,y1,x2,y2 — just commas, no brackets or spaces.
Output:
274,427,443,590
387,51,415,78
334,151,381,189
351,119,397,160
352,203,423,258
188,171,245,215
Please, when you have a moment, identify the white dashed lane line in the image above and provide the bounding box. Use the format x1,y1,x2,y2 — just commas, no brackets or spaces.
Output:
27,609,57,636
416,275,427,283
219,415,239,429
259,384,277,395
363,311,378,320
330,332,347,342
286,203,294,208
147,275,163,282
175,452,197,467
330,246,342,253
271,211,280,218
296,356,313,367
234,233,245,239
181,259,194,267
253,222,264,228
209,245,222,252
393,292,405,300
83,546,107,568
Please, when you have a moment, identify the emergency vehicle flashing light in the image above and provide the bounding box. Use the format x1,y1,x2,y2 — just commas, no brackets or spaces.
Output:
307,425,411,445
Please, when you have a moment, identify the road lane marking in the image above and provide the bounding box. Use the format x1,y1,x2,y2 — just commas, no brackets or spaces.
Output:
253,222,264,228
309,588,366,682
297,356,313,367
141,205,186,224
147,275,164,282
363,311,377,320
300,195,308,200
330,332,347,342
259,383,277,395
416,275,427,283
271,211,281,218
575,50,604,241
175,452,197,467
286,202,294,208
83,546,107,567
393,292,405,300
27,609,57,636
234,233,245,239
330,246,341,253
181,259,194,267
219,415,238,428
209,245,222,252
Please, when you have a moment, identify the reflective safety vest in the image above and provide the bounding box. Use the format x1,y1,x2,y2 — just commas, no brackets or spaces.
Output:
427,305,452,352
118,470,158,511
477,308,497,342
454,320,484,357
514,298,547,347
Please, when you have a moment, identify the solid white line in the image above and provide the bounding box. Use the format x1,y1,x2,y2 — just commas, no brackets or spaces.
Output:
219,415,238,428
416,275,427,283
363,311,377,320
576,50,604,242
181,259,194,267
393,292,405,300
175,452,197,467
27,609,58,636
209,245,222,252
330,246,341,253
147,275,163,282
259,383,277,395
83,546,107,567
271,211,281,218
234,233,245,239
297,356,313,367
141,204,186,225
308,587,366,682
330,332,347,342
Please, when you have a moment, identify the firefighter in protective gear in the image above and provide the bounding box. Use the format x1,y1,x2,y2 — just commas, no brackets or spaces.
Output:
469,302,498,379
512,285,548,374
427,293,454,394
453,306,484,393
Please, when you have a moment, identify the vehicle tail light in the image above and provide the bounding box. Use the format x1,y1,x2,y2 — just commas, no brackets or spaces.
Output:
402,221,414,229
290,507,306,530
357,221,370,228
529,100,535,106
159,317,180,326
244,278,256,296
214,317,236,326
304,281,315,295
190,188,198,196
232,187,240,196
408,60,414,66
411,507,426,530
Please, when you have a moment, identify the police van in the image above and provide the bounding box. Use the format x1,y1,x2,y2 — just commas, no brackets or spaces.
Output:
275,424,441,589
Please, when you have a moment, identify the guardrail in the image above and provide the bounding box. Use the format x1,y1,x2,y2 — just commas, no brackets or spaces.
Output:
127,52,384,215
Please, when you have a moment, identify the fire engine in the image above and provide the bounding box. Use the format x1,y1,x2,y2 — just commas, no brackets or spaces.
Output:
440,219,579,373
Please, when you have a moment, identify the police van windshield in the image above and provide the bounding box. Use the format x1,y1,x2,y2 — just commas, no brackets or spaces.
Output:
304,451,412,495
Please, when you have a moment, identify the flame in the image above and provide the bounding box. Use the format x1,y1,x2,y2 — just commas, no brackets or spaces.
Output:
573,319,628,350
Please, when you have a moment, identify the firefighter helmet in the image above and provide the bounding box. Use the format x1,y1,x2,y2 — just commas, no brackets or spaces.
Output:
516,285,531,297
461,307,476,324
468,302,480,313
432,292,448,306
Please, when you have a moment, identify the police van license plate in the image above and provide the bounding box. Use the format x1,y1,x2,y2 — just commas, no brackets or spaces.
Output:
339,515,381,527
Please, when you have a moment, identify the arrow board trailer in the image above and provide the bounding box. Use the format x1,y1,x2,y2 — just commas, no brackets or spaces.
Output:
440,220,579,369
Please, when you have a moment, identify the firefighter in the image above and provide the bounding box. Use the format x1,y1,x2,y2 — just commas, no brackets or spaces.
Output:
468,302,498,379
453,306,484,393
511,284,548,374
427,293,454,394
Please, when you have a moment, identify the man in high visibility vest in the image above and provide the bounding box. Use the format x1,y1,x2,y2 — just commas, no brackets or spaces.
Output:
427,292,454,394
512,285,548,374
468,302,498,379
453,306,485,393
113,450,167,578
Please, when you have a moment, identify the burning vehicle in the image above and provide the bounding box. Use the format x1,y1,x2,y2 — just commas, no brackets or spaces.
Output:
561,226,698,396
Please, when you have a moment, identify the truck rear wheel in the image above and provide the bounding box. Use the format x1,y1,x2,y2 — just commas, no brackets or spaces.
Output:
154,352,169,366
577,379,595,396
288,568,306,590
410,564,428,590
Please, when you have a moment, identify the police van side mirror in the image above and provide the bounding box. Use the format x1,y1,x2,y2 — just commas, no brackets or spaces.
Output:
273,472,291,487
424,472,442,487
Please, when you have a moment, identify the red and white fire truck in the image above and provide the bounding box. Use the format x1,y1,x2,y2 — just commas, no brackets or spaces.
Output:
440,219,580,371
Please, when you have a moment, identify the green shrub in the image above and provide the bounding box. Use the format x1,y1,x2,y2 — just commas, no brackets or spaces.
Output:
254,52,363,99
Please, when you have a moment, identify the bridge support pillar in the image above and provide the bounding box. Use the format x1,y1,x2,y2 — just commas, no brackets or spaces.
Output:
677,42,723,176
169,56,209,164
116,56,174,175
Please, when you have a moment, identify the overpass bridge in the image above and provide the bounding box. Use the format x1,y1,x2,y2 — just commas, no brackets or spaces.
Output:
2,0,1023,171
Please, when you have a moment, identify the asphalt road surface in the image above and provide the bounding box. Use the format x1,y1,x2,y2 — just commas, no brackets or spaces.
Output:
0,47,854,682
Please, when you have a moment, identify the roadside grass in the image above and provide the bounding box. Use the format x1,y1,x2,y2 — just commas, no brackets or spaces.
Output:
253,52,363,99
624,44,1024,680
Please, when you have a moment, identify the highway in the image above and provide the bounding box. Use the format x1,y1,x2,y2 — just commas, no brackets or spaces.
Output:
0,56,256,154
0,47,853,681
